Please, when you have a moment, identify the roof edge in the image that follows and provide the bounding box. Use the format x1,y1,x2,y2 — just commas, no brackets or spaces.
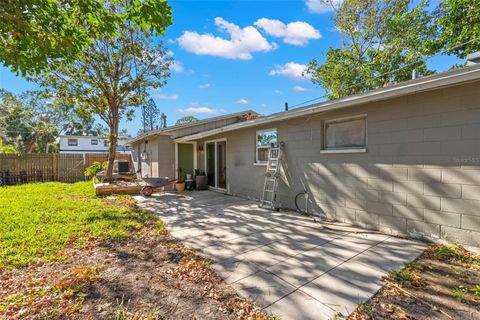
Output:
175,65,480,143
127,109,258,145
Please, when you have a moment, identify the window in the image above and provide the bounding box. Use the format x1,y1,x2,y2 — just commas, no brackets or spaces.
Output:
67,138,78,146
256,128,277,163
104,140,108,147
91,139,98,145
322,115,366,152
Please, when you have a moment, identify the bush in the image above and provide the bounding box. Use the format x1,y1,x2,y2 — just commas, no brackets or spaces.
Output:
0,140,18,155
84,161,107,179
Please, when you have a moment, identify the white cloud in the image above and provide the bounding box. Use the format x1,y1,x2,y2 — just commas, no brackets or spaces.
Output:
178,107,224,115
171,60,184,72
260,103,268,107
254,18,321,46
236,99,249,105
154,93,179,100
199,83,211,89
177,17,277,60
292,86,307,92
306,0,343,14
269,62,309,81
274,89,283,94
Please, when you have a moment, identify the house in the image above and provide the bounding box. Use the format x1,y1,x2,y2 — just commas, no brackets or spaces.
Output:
129,63,480,246
59,135,131,155
128,111,259,178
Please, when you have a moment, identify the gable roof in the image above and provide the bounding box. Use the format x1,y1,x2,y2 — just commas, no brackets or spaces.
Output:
128,110,258,145
175,64,480,142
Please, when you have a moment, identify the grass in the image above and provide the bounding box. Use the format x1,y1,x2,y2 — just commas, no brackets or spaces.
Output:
387,262,425,285
452,286,468,302
433,242,468,261
0,182,162,269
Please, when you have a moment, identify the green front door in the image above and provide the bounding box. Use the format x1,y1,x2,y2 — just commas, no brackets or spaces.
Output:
177,143,194,180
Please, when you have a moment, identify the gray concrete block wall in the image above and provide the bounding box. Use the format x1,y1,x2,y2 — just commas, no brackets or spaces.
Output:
191,80,480,246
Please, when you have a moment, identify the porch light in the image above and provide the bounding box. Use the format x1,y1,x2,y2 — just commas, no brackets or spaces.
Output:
198,145,204,152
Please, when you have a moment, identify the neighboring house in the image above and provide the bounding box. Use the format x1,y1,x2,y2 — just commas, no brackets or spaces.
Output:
59,135,131,155
128,111,259,178
131,62,480,247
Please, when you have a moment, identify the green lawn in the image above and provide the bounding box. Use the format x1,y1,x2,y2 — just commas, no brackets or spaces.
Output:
0,182,161,269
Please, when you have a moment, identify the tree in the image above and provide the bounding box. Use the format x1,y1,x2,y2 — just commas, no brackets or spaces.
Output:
0,96,7,142
1,0,172,76
55,103,107,136
306,0,436,99
0,89,107,153
176,115,198,125
0,90,58,153
434,0,480,59
142,98,160,132
37,20,172,181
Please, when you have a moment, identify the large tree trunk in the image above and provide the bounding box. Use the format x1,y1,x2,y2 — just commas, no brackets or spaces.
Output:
105,114,118,183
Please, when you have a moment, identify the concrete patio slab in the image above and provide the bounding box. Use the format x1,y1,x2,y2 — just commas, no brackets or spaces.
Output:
200,242,240,261
231,271,296,308
236,246,291,268
224,236,268,254
211,257,263,284
300,272,379,317
135,191,427,319
268,289,337,320
265,254,342,288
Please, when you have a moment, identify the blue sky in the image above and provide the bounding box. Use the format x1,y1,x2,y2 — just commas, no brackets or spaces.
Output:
0,0,459,136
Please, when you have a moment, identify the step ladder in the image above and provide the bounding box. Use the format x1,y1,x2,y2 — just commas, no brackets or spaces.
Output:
260,142,284,210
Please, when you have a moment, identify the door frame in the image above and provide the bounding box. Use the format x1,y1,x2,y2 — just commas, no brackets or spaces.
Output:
204,138,227,191
174,142,197,179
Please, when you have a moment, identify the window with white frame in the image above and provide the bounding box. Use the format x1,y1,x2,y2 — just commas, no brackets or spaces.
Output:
322,115,366,151
67,138,78,146
91,139,98,145
256,128,277,163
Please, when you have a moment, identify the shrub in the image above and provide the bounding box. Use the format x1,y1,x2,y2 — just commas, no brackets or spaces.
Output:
0,140,18,155
84,161,107,179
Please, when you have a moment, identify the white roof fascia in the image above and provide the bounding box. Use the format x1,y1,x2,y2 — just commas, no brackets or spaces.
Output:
174,65,480,143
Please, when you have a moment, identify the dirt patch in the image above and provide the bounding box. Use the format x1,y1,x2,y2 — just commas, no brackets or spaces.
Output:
349,243,480,320
1,228,271,319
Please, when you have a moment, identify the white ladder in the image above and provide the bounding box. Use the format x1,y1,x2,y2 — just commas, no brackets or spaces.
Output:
260,142,284,210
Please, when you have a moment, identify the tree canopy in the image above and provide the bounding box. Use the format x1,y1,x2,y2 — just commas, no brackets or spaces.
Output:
306,0,436,100
0,0,172,76
434,0,480,59
0,90,58,153
305,0,480,100
0,89,107,154
176,115,199,126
